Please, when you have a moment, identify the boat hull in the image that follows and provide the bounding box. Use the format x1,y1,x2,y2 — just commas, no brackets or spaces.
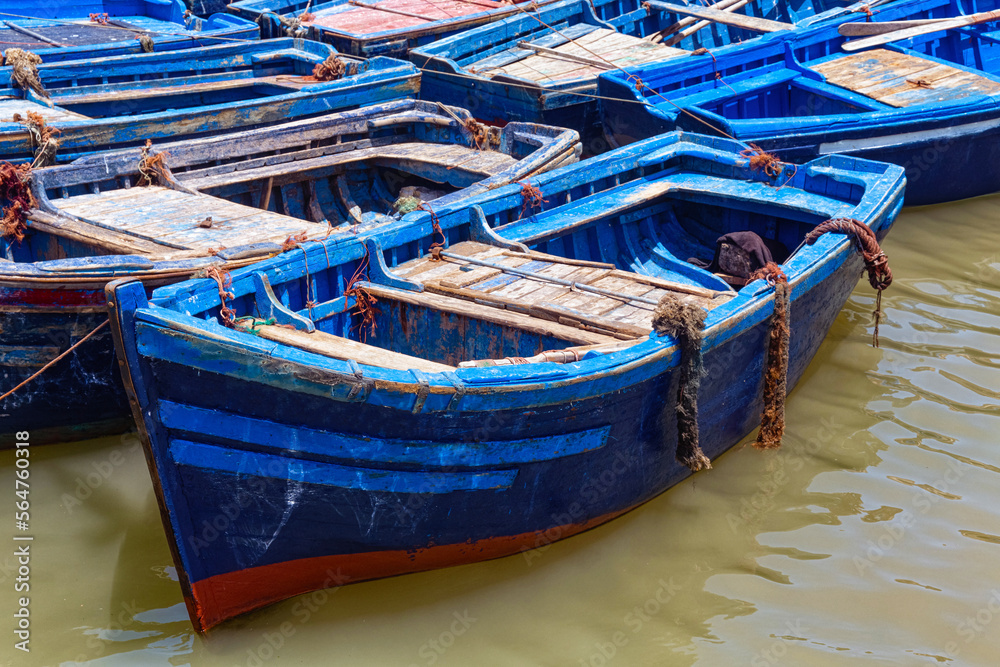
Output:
109,201,898,630
0,290,130,446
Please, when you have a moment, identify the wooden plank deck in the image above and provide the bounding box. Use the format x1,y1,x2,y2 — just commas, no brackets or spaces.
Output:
308,0,503,33
479,28,687,83
393,241,733,338
255,325,456,372
182,143,519,191
0,97,90,123
55,185,321,252
812,49,1000,107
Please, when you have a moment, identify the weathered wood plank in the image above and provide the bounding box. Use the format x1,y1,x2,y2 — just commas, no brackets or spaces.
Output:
813,49,1000,107
644,1,794,32
255,325,456,373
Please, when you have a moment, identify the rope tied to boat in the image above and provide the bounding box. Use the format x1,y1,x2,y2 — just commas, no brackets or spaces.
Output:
14,111,59,168
419,203,447,260
518,181,547,219
137,139,168,186
0,161,33,243
805,218,892,347
313,54,346,81
281,232,309,252
652,294,711,472
749,262,790,450
234,316,297,335
345,247,379,341
0,319,109,404
463,118,494,151
137,34,154,52
2,48,47,98
853,3,876,20
740,143,785,180
205,267,237,327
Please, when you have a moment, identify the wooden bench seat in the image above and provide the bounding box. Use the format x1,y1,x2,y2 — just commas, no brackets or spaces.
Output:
481,28,687,83
811,49,1000,107
54,185,323,252
181,142,518,192
254,324,456,373
390,240,733,338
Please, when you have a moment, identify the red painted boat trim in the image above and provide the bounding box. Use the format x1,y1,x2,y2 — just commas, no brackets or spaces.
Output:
189,506,632,632
0,287,106,308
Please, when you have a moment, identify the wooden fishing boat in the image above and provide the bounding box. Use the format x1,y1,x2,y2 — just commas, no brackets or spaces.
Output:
106,131,905,631
410,0,876,141
0,38,420,165
226,0,549,58
0,100,580,446
0,0,258,62
598,0,1000,204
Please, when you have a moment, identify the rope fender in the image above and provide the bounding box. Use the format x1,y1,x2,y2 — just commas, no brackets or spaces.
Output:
805,218,892,347
653,294,711,472
750,262,790,450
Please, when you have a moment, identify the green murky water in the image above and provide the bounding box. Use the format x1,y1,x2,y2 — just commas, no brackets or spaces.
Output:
3,196,1000,666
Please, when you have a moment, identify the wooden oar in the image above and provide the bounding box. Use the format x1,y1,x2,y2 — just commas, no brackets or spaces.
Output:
839,18,947,36
842,10,1000,51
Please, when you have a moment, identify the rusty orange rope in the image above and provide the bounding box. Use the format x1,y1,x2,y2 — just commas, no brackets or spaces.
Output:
805,218,892,347
345,248,379,341
205,267,237,327
0,161,33,242
518,181,547,219
419,203,447,260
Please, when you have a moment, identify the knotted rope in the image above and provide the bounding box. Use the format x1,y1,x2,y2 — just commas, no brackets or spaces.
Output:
463,118,493,151
805,218,891,347
0,161,33,242
137,139,168,186
653,294,711,472
750,262,790,450
137,34,154,52
205,267,237,327
14,111,59,168
89,12,109,24
345,248,379,341
740,143,784,179
518,181,546,219
3,48,46,98
313,54,346,81
281,232,309,252
419,203,447,261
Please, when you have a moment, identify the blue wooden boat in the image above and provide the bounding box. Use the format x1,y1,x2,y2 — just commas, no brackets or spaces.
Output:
0,1,257,62
106,131,905,631
226,0,547,58
0,38,419,165
410,0,878,141
599,0,1000,204
0,100,581,446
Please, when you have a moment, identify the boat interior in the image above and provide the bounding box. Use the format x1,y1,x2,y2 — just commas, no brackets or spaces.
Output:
425,0,841,87
3,103,574,264
655,1,1000,125
167,156,854,371
0,41,350,122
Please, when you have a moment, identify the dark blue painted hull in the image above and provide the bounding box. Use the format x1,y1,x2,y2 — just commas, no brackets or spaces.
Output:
0,304,130,446
108,132,906,630
598,0,1000,204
